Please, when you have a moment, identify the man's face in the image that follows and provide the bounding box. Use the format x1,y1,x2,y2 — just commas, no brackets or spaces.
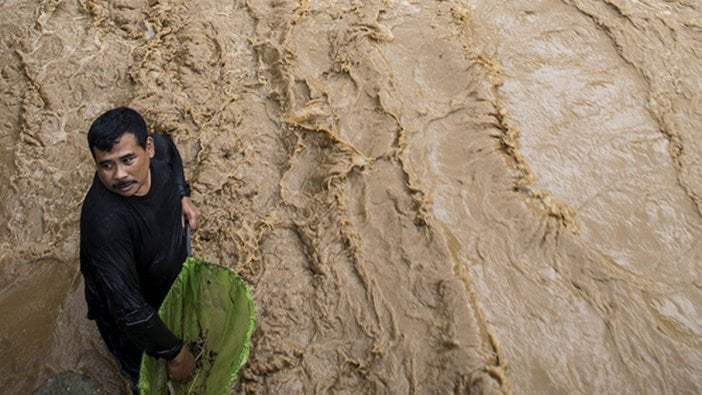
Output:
93,132,155,197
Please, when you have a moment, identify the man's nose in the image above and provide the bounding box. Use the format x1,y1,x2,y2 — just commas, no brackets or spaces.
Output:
115,164,128,180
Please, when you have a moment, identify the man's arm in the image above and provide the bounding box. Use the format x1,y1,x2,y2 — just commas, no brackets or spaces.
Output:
151,134,201,229
151,134,189,198
90,241,182,357
89,241,196,381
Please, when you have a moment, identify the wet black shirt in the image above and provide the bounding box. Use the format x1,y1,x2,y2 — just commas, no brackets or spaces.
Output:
80,135,189,360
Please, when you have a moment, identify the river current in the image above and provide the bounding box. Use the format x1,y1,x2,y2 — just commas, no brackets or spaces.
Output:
1,0,701,393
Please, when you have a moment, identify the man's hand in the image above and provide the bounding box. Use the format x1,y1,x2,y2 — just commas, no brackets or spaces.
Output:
167,345,196,383
181,197,201,230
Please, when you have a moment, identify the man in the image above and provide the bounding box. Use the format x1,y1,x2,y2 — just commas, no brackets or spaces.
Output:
79,107,200,390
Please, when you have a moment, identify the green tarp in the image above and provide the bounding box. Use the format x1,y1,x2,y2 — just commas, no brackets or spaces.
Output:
139,257,256,394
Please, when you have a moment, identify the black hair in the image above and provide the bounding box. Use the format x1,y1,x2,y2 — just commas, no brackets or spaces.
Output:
87,107,148,157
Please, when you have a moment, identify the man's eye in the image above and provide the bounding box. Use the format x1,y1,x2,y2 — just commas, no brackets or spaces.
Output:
101,163,112,170
123,157,134,164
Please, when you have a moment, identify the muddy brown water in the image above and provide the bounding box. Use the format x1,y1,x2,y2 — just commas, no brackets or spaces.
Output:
1,0,701,394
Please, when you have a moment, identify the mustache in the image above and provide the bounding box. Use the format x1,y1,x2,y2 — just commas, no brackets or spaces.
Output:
113,180,136,190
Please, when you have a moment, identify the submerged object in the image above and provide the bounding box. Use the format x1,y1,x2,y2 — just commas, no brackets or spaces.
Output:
34,371,103,394
139,257,256,394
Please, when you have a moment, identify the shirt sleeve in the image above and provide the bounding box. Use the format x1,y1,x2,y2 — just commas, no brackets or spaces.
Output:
151,134,190,198
88,235,183,360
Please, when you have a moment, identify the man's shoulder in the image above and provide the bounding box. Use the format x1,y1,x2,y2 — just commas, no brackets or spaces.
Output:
151,155,170,173
80,180,130,239
82,178,119,214
151,133,177,161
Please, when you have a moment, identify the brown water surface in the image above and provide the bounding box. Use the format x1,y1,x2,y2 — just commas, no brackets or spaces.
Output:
1,0,701,394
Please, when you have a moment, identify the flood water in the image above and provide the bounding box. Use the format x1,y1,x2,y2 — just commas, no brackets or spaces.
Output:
1,0,701,393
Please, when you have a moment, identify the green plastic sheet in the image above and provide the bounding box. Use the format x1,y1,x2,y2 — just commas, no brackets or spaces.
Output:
138,257,256,394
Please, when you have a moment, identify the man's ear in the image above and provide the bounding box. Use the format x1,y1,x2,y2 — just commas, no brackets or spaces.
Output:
146,136,155,158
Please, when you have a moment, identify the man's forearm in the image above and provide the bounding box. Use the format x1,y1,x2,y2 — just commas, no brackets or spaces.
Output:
123,310,183,359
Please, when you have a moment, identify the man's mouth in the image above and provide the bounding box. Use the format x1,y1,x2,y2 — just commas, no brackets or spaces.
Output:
113,181,136,192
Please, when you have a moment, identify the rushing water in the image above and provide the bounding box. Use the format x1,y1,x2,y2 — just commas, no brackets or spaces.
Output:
1,0,701,393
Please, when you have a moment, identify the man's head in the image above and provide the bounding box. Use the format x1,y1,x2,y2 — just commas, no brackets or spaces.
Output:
88,107,155,197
